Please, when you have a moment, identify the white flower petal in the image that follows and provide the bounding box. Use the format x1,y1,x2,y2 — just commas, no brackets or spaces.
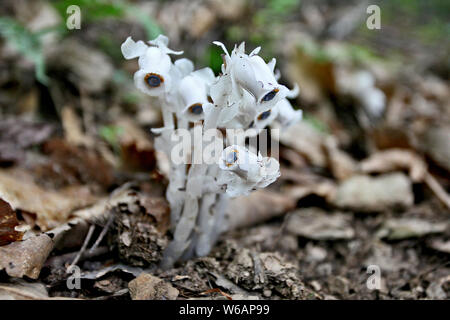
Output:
286,83,300,99
250,46,261,57
149,34,183,55
121,36,148,59
138,47,172,73
252,105,279,130
267,57,276,72
275,98,302,127
174,58,194,77
134,69,169,96
213,41,230,56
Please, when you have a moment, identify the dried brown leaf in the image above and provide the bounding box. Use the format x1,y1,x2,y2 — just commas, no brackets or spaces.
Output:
0,198,23,246
0,169,97,230
226,190,296,230
360,149,427,182
0,234,53,279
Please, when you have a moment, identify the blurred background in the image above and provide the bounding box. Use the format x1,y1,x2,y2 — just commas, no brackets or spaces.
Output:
0,0,449,300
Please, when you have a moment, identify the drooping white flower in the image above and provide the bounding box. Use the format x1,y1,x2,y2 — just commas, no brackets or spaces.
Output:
121,35,183,97
218,145,280,197
178,68,216,122
252,105,279,130
122,34,302,267
229,43,289,113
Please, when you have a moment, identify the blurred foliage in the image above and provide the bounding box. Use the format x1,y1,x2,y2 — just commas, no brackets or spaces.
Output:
362,0,450,48
0,1,163,86
204,45,224,75
52,0,162,39
99,124,124,154
227,0,302,60
112,70,142,104
303,113,329,134
0,17,48,84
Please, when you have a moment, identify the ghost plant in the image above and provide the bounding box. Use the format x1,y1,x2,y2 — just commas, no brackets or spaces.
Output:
121,35,302,268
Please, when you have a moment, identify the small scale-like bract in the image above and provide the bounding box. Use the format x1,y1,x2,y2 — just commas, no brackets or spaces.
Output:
121,35,302,268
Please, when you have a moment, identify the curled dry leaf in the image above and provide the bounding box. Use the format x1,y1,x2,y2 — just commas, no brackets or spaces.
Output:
360,149,427,182
282,180,336,202
0,169,97,231
0,280,49,300
331,173,414,212
0,279,79,300
61,106,95,148
286,208,355,240
0,198,23,246
39,138,114,189
420,126,450,173
427,238,450,254
275,121,327,167
0,234,53,279
376,218,448,240
226,190,296,230
324,136,357,180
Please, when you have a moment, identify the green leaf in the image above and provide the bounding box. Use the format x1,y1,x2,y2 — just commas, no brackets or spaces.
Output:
0,17,48,84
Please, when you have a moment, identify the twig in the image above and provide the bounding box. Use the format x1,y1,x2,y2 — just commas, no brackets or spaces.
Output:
67,224,95,272
424,173,450,210
45,246,109,268
89,211,114,253
200,288,233,300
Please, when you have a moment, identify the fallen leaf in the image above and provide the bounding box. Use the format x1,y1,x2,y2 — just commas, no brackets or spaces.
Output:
38,138,114,189
0,279,79,300
360,149,427,182
376,218,448,240
275,121,327,167
286,208,355,240
0,118,53,166
331,173,414,212
427,238,450,254
0,280,49,300
0,169,97,230
324,136,357,180
226,190,296,230
420,126,450,172
0,198,23,246
0,234,53,279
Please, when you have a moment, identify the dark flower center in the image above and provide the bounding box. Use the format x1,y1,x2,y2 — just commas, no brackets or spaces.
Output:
261,88,279,102
144,73,163,88
189,103,203,115
226,150,238,166
258,110,271,120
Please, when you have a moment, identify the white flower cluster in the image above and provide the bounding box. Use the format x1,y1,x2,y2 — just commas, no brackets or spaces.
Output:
121,35,302,267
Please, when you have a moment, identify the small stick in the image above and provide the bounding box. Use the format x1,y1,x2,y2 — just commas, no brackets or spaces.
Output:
424,173,450,210
89,211,114,253
46,246,109,268
67,224,95,272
